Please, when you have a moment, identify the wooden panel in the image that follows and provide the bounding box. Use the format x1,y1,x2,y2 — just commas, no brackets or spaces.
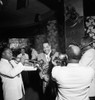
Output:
64,0,84,47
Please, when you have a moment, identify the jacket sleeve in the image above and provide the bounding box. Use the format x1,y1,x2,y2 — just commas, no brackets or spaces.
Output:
0,62,25,78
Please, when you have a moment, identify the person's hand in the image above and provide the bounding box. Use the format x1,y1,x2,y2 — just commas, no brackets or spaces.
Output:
20,58,25,65
52,59,58,66
43,75,49,82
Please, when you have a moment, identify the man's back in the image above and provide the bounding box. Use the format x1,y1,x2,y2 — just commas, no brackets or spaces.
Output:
52,64,95,100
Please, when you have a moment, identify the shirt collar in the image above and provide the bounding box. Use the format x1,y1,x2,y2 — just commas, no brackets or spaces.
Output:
1,58,9,63
67,63,79,67
21,53,25,55
45,50,51,56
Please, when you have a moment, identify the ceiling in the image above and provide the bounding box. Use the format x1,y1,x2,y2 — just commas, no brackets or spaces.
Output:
0,0,64,38
0,0,95,29
0,0,60,28
83,0,95,16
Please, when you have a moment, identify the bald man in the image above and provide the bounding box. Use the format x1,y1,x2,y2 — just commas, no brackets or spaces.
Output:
52,45,95,100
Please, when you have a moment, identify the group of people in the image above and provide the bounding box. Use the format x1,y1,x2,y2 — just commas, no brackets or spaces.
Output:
0,36,95,100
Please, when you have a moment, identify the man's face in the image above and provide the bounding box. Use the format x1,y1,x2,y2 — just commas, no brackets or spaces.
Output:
43,43,51,54
3,49,13,60
21,49,25,55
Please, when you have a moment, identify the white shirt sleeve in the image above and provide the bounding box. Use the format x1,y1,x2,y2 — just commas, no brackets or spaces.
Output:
52,66,61,80
11,60,37,71
79,49,95,68
0,61,25,78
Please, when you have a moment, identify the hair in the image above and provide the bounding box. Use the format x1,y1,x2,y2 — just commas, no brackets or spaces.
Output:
21,47,25,50
66,45,81,61
81,36,93,48
0,47,10,59
43,42,51,46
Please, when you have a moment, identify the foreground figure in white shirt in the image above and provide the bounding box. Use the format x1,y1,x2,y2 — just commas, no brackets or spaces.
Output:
52,45,95,100
79,36,95,100
0,47,37,100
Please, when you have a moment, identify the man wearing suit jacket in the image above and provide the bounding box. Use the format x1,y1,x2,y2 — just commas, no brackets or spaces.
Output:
37,42,52,93
52,45,95,100
0,47,37,100
35,42,59,94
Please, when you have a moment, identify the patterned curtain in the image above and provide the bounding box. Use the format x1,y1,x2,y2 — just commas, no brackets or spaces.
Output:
84,16,95,39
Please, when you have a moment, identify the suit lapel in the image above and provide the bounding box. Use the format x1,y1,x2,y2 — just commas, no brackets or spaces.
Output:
43,53,48,63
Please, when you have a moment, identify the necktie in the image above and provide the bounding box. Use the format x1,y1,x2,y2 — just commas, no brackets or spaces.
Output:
46,55,50,62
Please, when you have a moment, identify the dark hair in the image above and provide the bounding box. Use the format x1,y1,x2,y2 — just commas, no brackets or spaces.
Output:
43,42,51,46
81,36,93,49
66,45,81,60
0,47,10,59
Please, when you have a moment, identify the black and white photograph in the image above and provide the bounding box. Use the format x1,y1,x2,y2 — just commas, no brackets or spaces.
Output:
0,0,95,100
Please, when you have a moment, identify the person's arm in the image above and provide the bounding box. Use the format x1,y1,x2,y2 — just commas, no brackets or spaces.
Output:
79,49,95,67
51,66,60,80
31,49,38,60
0,62,25,78
12,60,37,71
52,52,59,61
51,52,59,66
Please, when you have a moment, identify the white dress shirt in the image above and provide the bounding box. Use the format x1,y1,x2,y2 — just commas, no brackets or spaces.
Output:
52,64,95,100
79,48,95,97
17,53,29,63
45,54,51,62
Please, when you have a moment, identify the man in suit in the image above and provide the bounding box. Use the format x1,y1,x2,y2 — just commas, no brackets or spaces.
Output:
35,42,59,93
0,47,37,100
37,42,52,93
52,44,95,100
79,36,95,100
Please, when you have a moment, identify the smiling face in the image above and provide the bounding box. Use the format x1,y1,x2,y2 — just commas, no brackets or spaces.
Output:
43,43,51,55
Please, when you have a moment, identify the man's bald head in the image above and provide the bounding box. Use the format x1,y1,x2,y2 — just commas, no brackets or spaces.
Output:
66,45,81,61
